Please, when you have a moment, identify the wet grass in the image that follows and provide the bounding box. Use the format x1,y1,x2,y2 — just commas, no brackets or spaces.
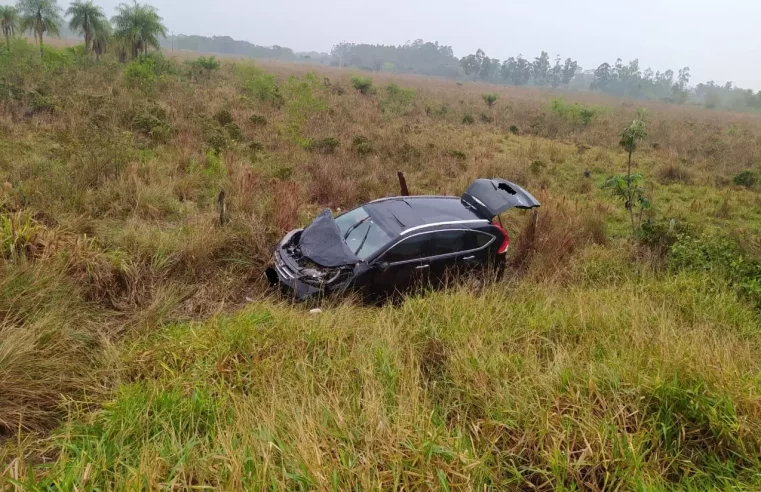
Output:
1,40,761,489
10,270,761,489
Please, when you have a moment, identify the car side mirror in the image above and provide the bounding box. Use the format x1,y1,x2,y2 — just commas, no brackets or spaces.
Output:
378,261,390,272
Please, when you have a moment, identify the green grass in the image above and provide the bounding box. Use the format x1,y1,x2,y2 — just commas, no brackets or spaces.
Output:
2,40,761,489
10,266,761,489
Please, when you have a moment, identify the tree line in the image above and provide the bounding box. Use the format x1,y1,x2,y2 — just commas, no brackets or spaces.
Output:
0,0,166,61
329,43,761,111
330,40,461,78
2,1,760,112
160,34,303,62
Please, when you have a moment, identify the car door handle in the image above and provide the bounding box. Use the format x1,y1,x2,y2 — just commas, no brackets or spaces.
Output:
415,265,430,270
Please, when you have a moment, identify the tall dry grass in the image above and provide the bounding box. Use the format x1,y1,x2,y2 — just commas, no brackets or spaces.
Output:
1,42,761,488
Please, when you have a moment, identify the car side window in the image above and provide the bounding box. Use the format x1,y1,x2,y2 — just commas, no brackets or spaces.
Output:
469,231,494,249
382,234,431,263
430,230,470,256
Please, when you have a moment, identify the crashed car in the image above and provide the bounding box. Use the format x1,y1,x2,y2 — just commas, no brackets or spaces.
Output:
265,178,540,301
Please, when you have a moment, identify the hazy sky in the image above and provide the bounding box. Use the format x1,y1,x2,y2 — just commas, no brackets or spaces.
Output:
66,0,761,89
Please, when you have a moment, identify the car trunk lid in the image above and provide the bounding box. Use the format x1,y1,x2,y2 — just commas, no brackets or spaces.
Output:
461,179,541,219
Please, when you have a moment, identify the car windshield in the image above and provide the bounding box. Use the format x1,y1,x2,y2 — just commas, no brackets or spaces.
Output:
335,207,392,260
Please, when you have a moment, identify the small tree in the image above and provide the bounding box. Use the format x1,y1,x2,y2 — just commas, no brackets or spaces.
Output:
351,75,374,95
0,6,18,52
482,93,498,108
607,110,649,233
188,55,220,78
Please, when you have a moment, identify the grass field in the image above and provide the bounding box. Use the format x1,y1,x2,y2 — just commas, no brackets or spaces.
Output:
1,39,761,490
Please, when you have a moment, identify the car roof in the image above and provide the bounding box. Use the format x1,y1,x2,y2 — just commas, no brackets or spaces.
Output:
364,196,488,237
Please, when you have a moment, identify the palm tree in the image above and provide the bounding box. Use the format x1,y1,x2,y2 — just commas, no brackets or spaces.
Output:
65,0,106,54
0,5,19,52
111,1,166,60
90,18,110,60
16,0,63,57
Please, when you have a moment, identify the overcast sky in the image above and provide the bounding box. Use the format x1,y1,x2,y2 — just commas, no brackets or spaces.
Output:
58,0,761,89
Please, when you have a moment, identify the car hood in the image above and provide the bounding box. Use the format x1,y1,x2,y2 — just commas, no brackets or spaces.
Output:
298,209,360,268
461,179,541,218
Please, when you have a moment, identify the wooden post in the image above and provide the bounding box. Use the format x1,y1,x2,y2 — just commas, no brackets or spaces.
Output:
218,190,227,226
398,171,410,197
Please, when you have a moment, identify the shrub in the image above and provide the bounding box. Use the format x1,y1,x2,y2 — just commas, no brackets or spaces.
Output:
398,143,421,163
732,171,757,188
657,163,694,185
482,93,498,107
449,150,466,161
124,57,158,88
308,137,340,154
669,232,761,308
509,125,520,135
550,98,599,126
352,135,373,155
206,127,228,153
381,83,415,113
131,104,172,143
426,104,449,118
637,218,689,256
479,113,493,123
29,90,57,114
214,109,234,127
273,165,293,181
351,76,374,95
462,114,475,125
248,141,264,152
241,67,283,105
188,56,220,78
225,122,243,141
281,73,328,128
132,113,172,143
250,114,268,126
530,160,547,175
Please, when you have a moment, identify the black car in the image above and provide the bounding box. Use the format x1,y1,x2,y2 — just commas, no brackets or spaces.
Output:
265,178,540,301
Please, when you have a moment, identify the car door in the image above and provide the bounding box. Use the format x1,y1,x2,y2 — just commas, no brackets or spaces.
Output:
428,229,497,285
372,233,433,298
459,230,497,272
427,230,470,287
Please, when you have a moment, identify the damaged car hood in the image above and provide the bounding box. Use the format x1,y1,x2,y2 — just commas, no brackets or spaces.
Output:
298,209,360,268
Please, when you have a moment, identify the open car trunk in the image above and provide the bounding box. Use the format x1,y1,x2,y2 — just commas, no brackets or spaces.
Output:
461,179,541,219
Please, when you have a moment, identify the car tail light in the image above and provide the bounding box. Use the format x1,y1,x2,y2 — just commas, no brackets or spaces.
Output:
493,222,510,254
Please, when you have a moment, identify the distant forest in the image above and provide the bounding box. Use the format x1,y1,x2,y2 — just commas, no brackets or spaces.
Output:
153,33,761,113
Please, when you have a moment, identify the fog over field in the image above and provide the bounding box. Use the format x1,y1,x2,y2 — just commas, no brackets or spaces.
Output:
88,0,761,89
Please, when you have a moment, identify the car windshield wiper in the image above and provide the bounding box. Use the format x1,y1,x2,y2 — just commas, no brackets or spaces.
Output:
354,223,374,256
343,215,371,240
